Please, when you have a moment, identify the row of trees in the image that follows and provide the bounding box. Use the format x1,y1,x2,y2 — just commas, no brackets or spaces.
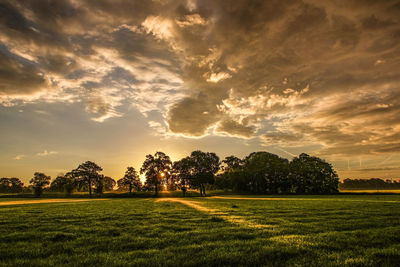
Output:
141,151,220,196
1,151,340,197
216,152,339,194
46,161,125,197
340,178,400,190
0,178,25,193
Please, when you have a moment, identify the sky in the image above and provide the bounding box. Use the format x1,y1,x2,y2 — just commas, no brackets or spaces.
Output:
1,0,400,183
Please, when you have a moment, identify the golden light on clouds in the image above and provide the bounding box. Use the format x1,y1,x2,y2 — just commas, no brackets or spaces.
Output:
1,0,400,181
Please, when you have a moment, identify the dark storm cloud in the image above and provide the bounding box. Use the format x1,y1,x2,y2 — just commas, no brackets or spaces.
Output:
263,131,302,144
0,0,400,156
0,45,47,95
215,119,255,138
167,95,221,136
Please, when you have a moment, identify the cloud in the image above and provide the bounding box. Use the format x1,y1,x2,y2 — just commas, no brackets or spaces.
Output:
176,14,208,27
0,0,185,121
206,72,232,83
147,120,168,136
262,131,303,145
260,84,400,156
167,96,221,136
214,119,255,138
0,45,48,95
0,0,400,160
163,0,400,145
14,155,24,160
36,150,58,157
142,16,174,41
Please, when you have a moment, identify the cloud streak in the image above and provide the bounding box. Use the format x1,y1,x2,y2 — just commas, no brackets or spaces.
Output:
14,155,24,160
36,150,58,157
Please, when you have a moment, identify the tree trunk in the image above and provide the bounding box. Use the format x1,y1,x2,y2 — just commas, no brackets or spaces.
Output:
200,184,206,197
129,184,132,193
155,181,158,196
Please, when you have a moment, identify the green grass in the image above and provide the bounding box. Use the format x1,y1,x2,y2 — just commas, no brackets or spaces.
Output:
1,195,400,266
0,190,206,199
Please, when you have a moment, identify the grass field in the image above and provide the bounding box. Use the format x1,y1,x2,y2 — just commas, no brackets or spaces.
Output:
1,195,400,266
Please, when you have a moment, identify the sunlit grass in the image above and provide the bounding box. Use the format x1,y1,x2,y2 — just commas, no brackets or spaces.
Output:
1,195,400,266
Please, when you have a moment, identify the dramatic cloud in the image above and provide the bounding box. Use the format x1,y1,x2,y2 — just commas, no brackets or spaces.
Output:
1,0,400,173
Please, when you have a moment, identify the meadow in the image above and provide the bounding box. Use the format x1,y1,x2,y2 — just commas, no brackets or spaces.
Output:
1,195,400,266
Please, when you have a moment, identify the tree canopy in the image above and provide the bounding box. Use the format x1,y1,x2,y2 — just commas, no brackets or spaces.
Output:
216,152,339,194
103,176,116,192
186,150,220,196
140,152,172,196
289,153,339,194
30,172,51,197
117,167,141,193
171,157,193,196
0,177,24,193
71,161,103,196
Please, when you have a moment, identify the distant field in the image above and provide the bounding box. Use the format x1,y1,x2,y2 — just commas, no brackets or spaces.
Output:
1,195,400,266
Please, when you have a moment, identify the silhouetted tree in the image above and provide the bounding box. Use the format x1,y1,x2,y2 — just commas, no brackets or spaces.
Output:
71,161,103,196
217,152,340,194
172,157,193,196
244,152,290,193
117,167,141,193
63,172,76,196
9,178,24,193
140,152,172,196
50,175,68,192
188,150,220,196
0,178,9,193
103,176,116,191
94,175,104,194
215,156,244,190
217,169,248,191
289,153,339,193
30,172,51,197
0,178,24,193
221,156,243,171
50,173,76,196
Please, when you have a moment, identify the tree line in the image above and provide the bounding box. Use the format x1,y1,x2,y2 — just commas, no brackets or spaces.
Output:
340,178,400,190
0,151,340,196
